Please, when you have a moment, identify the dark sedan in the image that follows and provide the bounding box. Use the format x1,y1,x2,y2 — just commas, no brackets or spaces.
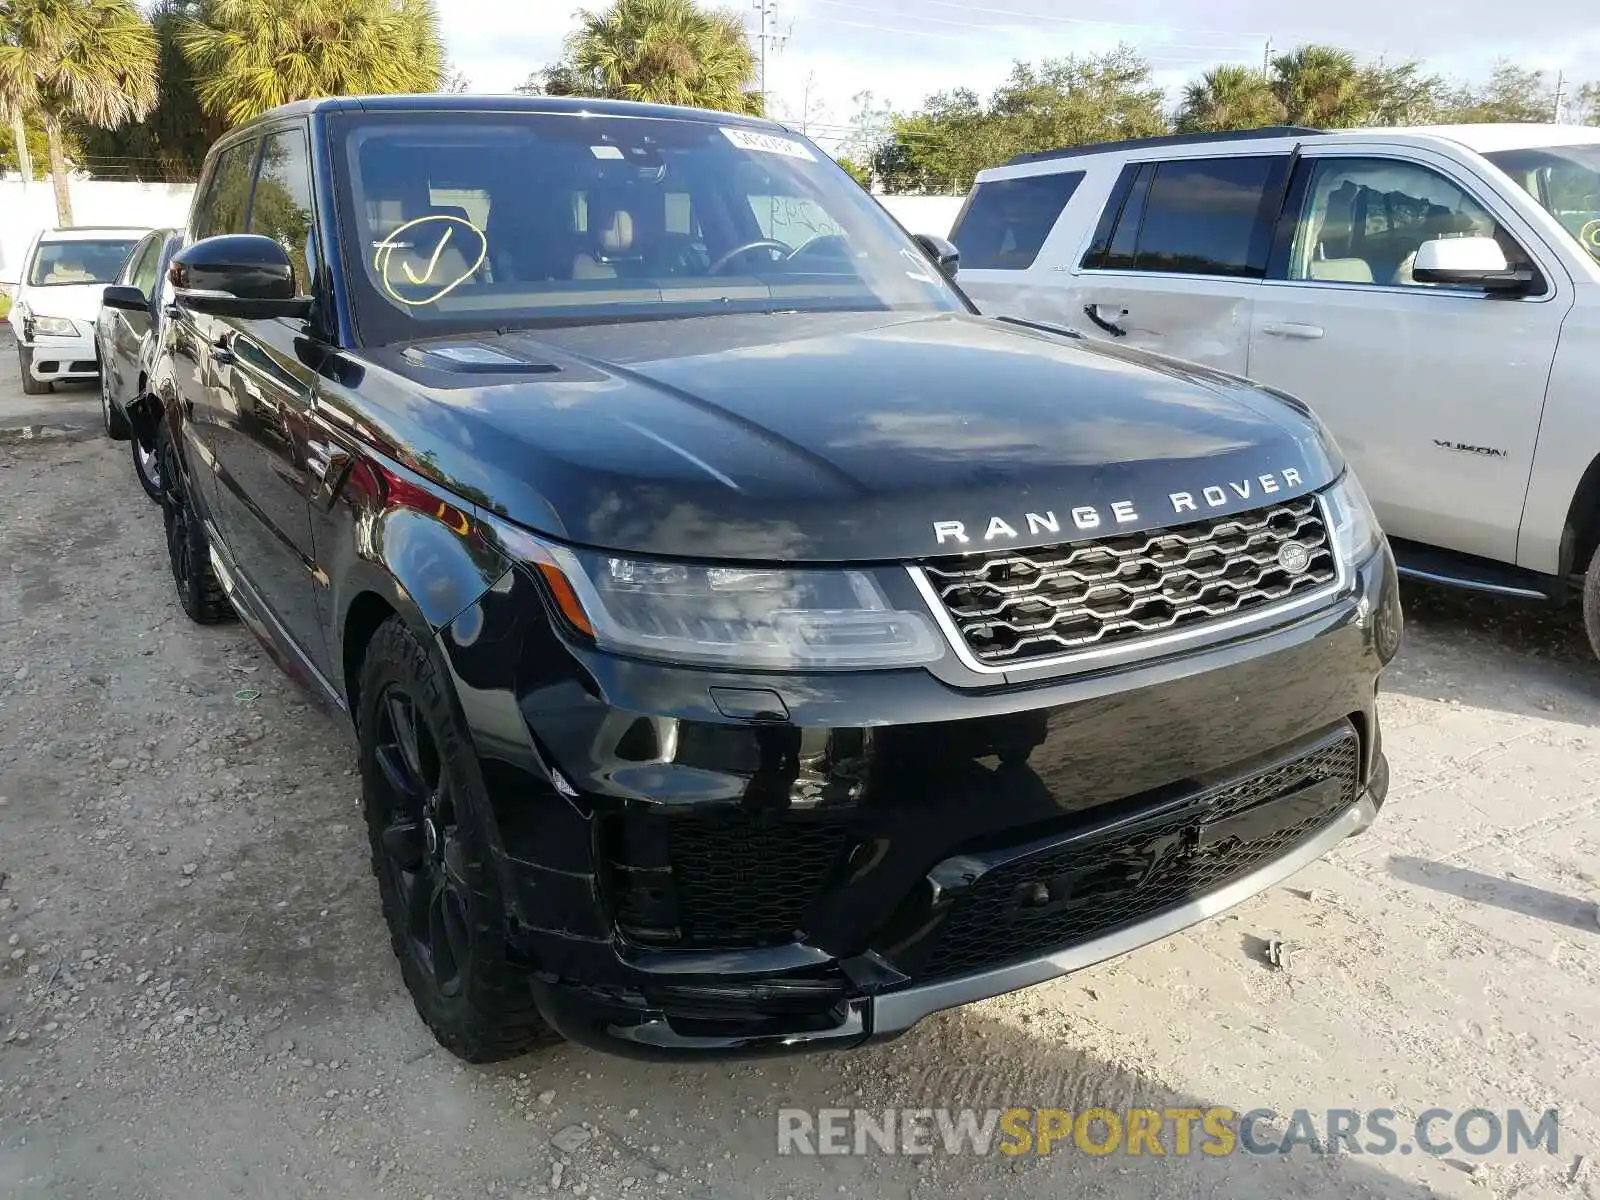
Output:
95,227,182,501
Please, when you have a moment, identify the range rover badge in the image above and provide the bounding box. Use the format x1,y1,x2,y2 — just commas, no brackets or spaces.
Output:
1277,542,1312,575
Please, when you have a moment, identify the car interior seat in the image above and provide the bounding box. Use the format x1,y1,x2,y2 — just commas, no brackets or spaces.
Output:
572,188,648,281
1304,180,1374,284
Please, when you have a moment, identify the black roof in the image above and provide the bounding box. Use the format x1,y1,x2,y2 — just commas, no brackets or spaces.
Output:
235,92,786,134
1005,125,1324,167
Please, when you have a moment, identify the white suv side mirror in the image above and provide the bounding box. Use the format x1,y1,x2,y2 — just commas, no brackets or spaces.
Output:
1411,236,1532,293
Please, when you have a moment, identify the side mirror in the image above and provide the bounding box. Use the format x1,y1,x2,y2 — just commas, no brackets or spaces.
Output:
913,233,959,280
1411,236,1533,294
102,284,148,313
169,234,312,319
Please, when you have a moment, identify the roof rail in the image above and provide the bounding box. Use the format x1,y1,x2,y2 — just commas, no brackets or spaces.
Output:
1004,126,1323,167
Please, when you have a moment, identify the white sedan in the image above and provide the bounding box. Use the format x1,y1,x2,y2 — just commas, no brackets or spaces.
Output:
8,226,148,395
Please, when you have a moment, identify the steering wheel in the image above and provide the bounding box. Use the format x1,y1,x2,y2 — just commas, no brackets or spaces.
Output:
707,238,793,276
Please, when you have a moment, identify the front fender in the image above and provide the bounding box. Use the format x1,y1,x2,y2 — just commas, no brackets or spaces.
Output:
321,451,517,704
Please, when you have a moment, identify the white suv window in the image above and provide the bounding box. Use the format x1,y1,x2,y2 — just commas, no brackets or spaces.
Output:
1286,157,1533,289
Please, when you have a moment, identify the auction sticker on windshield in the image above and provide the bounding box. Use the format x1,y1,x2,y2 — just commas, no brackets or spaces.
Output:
721,127,816,161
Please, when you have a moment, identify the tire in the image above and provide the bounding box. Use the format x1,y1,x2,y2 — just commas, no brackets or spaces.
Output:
99,345,131,439
356,615,556,1063
18,345,51,395
1584,550,1600,665
156,419,232,624
131,419,163,503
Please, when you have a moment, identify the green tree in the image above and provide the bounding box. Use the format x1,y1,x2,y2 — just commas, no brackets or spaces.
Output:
1174,65,1284,132
1270,45,1368,127
0,112,49,179
523,0,761,116
179,0,443,128
1356,59,1444,126
1438,60,1558,123
872,48,1165,195
833,155,870,188
72,0,213,180
0,0,159,223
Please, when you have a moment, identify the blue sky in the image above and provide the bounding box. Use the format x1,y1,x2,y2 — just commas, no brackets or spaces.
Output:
442,0,1600,147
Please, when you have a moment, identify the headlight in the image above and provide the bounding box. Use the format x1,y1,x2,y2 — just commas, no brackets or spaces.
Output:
496,525,943,670
30,315,78,336
1323,469,1381,567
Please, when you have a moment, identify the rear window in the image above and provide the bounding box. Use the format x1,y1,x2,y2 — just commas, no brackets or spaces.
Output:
1084,155,1286,279
27,238,140,286
951,172,1084,269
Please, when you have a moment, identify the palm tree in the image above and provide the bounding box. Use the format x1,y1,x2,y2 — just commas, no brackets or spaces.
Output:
1175,65,1285,133
0,0,159,224
178,0,443,129
547,0,761,116
1270,45,1369,128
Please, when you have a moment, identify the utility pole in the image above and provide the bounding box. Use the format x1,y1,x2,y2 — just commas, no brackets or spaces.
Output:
753,0,777,105
1262,38,1272,76
1552,70,1567,123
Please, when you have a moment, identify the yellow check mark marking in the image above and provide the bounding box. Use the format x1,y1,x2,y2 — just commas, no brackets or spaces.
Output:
402,226,454,285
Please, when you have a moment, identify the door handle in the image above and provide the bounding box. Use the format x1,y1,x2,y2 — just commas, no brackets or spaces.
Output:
1260,321,1324,339
306,439,352,483
1083,303,1129,337
211,342,236,366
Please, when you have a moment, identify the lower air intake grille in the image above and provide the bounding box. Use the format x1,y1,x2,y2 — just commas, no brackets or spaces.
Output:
669,814,855,947
920,726,1361,981
920,494,1336,668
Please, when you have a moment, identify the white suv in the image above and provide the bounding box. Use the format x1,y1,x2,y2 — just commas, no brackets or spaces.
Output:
8,226,147,395
951,124,1600,658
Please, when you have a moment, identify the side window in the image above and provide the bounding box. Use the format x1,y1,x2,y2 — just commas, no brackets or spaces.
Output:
131,238,163,295
1133,157,1283,277
1283,157,1536,290
194,140,258,240
250,128,317,295
1083,156,1283,278
951,171,1084,269
123,237,157,289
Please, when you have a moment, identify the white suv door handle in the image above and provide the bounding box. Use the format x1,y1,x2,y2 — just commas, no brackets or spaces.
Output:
1260,321,1324,339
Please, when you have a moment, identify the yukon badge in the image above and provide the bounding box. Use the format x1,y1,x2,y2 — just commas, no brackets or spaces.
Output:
932,467,1305,547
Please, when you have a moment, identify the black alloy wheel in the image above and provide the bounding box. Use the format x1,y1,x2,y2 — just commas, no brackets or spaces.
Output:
357,616,555,1062
156,419,231,624
373,683,474,998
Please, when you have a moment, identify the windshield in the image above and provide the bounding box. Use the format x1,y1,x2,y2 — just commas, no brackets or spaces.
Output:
27,239,139,287
330,110,966,345
1484,143,1600,264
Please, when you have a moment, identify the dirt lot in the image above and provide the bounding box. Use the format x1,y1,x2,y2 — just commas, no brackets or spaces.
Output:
2,344,1599,1199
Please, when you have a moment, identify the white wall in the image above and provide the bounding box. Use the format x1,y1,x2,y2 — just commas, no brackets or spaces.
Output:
875,194,966,238
0,180,196,287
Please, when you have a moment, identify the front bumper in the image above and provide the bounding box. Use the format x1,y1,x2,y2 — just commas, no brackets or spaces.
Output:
21,330,98,382
436,539,1402,1060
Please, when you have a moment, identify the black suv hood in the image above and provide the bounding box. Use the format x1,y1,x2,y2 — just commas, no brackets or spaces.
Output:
358,311,1339,562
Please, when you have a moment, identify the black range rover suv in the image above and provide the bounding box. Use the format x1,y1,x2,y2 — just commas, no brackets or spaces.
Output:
147,95,1400,1062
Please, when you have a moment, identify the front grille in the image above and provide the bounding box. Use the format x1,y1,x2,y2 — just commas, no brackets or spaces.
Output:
920,726,1360,981
921,494,1337,668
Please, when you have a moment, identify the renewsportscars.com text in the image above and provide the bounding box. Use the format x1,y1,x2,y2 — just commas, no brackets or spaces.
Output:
776,1106,1561,1159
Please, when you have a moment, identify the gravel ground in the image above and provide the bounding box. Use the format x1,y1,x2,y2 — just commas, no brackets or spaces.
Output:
2,357,1599,1199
